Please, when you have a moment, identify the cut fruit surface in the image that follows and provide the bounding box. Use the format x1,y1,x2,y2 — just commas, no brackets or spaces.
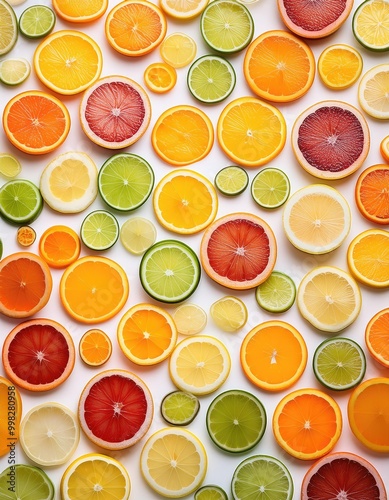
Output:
160,32,197,68
358,64,389,119
53,0,108,23
255,271,296,313
251,167,290,209
0,57,31,86
160,0,209,20
318,44,363,90
200,212,277,290
16,226,36,247
160,390,200,426
214,166,249,196
19,5,56,39
39,225,81,269
0,0,18,56
79,329,112,367
80,210,120,251
0,153,21,178
355,164,389,224
365,308,389,368
0,376,21,457
78,369,153,450
120,216,156,255
0,178,43,225
144,62,177,93
195,485,227,500
352,0,389,51
172,303,207,336
210,295,248,332
0,464,54,500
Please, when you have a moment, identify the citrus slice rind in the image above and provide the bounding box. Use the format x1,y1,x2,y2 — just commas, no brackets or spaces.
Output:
318,44,363,90
355,164,389,224
352,0,389,51
365,308,389,368
358,64,389,119
0,464,54,500
0,0,18,56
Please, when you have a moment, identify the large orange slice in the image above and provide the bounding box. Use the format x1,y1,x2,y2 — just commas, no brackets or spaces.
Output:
365,308,389,368
355,164,389,224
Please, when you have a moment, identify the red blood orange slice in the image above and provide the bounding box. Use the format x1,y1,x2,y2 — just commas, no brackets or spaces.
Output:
79,75,151,149
200,212,277,290
2,319,75,392
301,451,387,499
277,0,354,39
292,100,370,180
78,369,153,450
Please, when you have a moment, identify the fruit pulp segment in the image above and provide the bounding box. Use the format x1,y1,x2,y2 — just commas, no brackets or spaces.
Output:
281,0,349,31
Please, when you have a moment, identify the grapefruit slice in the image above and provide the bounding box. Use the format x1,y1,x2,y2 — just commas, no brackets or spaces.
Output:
301,451,387,499
277,0,354,39
79,75,151,149
78,369,153,450
200,213,277,290
292,100,370,180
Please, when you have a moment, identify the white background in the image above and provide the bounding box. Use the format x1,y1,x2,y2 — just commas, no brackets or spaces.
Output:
1,0,389,498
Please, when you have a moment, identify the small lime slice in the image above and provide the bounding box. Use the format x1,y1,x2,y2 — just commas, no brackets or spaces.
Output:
0,179,43,225
210,296,248,332
173,303,207,335
0,464,54,500
19,5,56,39
98,153,154,212
0,0,18,56
207,390,266,453
251,167,290,209
80,210,119,251
214,165,249,196
195,485,228,500
0,57,30,86
140,239,201,303
313,337,366,391
161,390,200,426
255,271,296,313
231,455,293,500
120,216,156,255
0,153,22,178
187,54,236,103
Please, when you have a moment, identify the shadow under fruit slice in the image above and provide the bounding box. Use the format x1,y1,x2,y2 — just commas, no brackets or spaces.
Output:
78,369,153,450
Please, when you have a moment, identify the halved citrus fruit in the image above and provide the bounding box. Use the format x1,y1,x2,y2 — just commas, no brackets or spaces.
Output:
39,225,81,269
3,90,70,155
273,388,342,460
292,100,370,179
153,169,218,234
78,369,153,450
0,376,22,457
79,329,112,367
365,308,389,368
348,377,389,452
151,105,214,166
0,252,52,319
105,0,167,57
240,320,307,392
318,44,363,90
52,0,108,23
2,318,75,392
358,64,389,119
244,30,315,102
200,212,277,290
79,75,151,149
217,96,286,167
355,164,389,224
59,255,129,323
117,303,178,366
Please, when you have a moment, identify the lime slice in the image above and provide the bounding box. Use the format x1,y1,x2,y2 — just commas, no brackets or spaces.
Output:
0,153,22,178
255,271,296,313
231,455,293,500
80,210,119,251
206,389,266,453
313,337,366,391
195,485,228,500
120,216,156,255
0,464,54,500
200,0,254,54
352,0,389,52
0,0,18,56
0,57,30,86
0,179,43,225
161,390,200,426
173,303,207,335
251,167,290,209
19,5,56,39
140,239,201,303
214,165,249,196
187,54,236,103
210,296,248,332
98,153,154,211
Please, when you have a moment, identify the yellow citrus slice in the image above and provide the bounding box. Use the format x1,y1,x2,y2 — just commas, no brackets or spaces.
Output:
318,43,363,90
120,216,157,255
210,295,248,332
160,32,197,68
160,0,209,20
52,0,109,23
358,64,389,119
172,303,207,336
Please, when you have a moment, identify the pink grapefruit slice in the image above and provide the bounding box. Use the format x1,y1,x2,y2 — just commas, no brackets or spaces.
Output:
79,75,151,149
200,212,277,290
78,369,153,450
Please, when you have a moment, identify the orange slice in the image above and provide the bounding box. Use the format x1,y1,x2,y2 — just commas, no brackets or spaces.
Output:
153,169,218,235
52,0,108,22
79,329,112,367
39,225,81,269
365,308,389,368
240,320,308,392
355,164,389,224
117,303,178,366
273,388,342,460
0,376,22,457
144,62,176,93
151,105,214,166
16,226,36,247
59,256,129,324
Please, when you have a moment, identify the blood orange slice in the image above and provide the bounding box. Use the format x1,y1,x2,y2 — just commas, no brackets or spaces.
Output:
78,369,153,450
301,451,387,499
2,318,75,392
79,75,151,149
200,213,276,290
292,100,370,180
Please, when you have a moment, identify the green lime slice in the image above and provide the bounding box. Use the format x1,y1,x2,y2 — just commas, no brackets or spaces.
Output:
98,153,154,212
0,57,30,86
0,0,18,56
19,5,56,39
0,179,43,225
195,485,228,500
255,271,296,313
187,54,236,103
120,216,157,255
200,0,254,54
0,153,22,178
231,455,293,500
0,464,54,500
313,337,366,391
139,239,201,303
80,210,120,251
161,390,200,426
251,167,290,209
352,0,389,52
206,389,266,453
214,166,249,196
